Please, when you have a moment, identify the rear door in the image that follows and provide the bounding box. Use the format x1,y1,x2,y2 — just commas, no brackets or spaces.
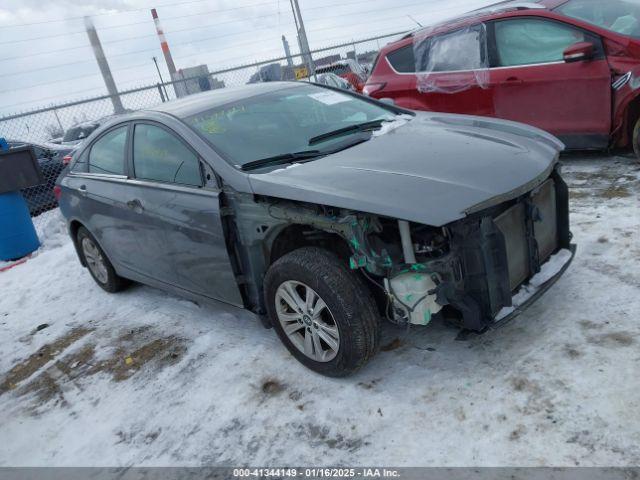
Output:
129,121,243,306
382,26,496,115
72,124,154,274
488,17,612,148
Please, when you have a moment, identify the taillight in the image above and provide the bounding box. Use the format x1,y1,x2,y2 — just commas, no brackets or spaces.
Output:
62,155,72,165
362,82,386,96
53,185,62,201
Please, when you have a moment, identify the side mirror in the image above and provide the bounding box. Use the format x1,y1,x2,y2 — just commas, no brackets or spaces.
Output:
563,42,595,63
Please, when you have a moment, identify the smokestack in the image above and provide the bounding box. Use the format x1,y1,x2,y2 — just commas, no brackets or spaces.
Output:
84,17,124,114
151,8,179,96
282,35,294,69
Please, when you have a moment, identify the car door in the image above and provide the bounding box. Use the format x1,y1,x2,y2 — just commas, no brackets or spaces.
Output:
488,17,612,148
74,124,147,274
129,121,244,306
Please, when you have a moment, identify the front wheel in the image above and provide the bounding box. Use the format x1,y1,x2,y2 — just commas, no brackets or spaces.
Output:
264,247,380,377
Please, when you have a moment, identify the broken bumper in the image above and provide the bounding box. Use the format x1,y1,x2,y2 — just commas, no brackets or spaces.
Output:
443,169,574,332
492,244,576,329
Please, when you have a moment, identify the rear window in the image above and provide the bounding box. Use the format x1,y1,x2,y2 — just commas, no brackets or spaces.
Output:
386,45,415,73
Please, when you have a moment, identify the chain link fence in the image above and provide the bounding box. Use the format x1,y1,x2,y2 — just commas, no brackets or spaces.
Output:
0,32,407,228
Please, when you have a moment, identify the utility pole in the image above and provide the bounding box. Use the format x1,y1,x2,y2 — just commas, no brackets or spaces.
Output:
151,8,180,97
84,17,124,114
290,0,314,77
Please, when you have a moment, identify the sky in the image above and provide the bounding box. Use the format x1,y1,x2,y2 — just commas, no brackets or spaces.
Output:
0,0,496,120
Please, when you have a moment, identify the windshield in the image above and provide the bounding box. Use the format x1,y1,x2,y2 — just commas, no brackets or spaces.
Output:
557,0,640,38
184,84,399,168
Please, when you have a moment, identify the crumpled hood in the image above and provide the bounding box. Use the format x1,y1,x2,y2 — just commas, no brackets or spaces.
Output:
248,112,564,226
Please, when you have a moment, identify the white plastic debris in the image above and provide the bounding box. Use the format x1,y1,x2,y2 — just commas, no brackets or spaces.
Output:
373,114,414,137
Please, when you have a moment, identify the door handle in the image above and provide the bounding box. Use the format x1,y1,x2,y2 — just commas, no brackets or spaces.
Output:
78,185,87,196
501,76,523,85
126,199,144,212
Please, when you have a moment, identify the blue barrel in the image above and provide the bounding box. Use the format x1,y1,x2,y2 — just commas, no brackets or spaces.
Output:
0,191,40,261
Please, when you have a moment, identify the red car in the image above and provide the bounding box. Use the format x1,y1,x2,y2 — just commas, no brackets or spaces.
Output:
316,59,368,91
364,0,640,159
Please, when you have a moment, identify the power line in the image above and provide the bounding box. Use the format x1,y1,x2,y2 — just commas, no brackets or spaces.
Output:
0,10,413,79
0,26,406,100
0,0,278,28
0,9,284,46
0,21,299,64
1,29,296,79
0,0,423,45
0,0,436,64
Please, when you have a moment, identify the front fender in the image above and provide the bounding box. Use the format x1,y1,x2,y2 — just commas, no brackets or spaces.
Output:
610,65,640,147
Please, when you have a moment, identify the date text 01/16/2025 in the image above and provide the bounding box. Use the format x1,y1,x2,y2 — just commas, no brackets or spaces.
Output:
232,468,400,478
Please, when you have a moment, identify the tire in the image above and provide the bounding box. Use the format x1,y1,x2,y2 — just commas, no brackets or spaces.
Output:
264,247,381,377
633,117,640,162
76,226,129,293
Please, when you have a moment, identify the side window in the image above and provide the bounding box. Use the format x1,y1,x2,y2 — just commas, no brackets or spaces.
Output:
426,27,485,72
132,124,202,187
494,18,588,67
387,45,416,73
88,126,127,175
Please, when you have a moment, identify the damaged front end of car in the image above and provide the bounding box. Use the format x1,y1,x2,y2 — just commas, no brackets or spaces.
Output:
220,161,574,333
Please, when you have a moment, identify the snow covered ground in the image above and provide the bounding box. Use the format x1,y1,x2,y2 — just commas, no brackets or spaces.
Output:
0,153,638,467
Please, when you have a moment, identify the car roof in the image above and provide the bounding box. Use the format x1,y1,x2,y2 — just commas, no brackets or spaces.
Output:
384,0,568,50
148,81,306,119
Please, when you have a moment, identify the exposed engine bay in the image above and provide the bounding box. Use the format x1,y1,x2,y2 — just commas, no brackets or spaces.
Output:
221,165,573,333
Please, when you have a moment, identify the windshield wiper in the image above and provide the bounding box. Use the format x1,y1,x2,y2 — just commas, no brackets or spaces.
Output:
241,150,322,171
308,119,389,146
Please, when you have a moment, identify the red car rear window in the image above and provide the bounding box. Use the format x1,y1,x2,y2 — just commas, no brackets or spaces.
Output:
387,45,416,73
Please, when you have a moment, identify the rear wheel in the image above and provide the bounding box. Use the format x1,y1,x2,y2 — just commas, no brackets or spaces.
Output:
264,247,380,377
77,227,128,293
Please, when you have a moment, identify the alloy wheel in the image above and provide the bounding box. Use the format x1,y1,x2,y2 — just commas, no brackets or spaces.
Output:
274,280,340,362
81,237,109,284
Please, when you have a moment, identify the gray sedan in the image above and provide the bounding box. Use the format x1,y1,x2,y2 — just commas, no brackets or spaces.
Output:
58,82,575,376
